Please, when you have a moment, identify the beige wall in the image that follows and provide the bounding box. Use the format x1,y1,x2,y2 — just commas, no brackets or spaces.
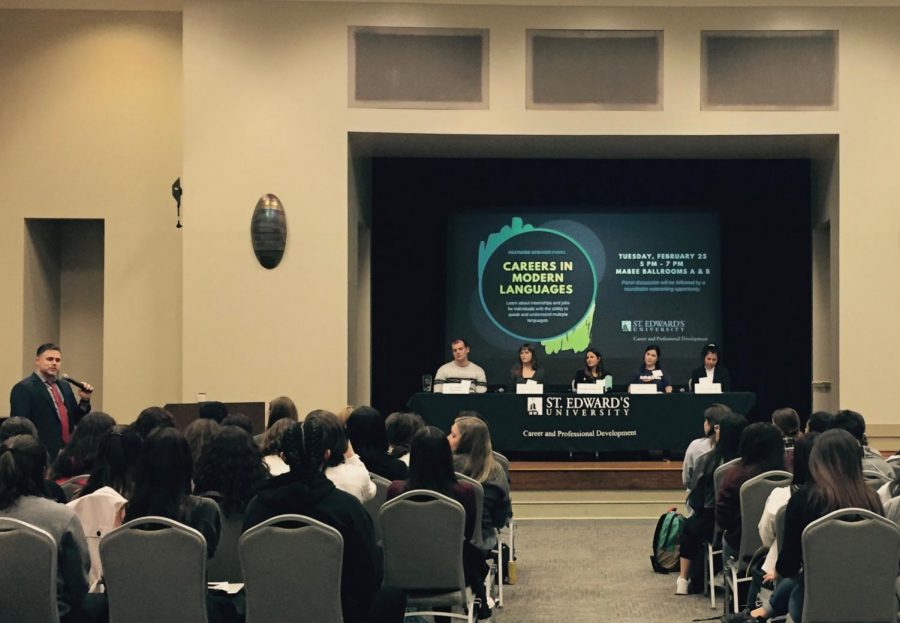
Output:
0,10,183,421
3,3,899,429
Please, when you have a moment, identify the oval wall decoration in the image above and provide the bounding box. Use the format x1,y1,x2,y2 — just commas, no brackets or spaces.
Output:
250,193,287,269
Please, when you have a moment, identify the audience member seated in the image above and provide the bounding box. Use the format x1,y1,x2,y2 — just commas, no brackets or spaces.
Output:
77,426,141,500
774,429,884,623
385,411,424,466
0,434,95,622
805,410,831,434
305,410,376,503
255,395,299,446
261,418,293,476
123,428,220,557
676,412,748,594
736,431,819,621
346,406,408,481
0,417,66,503
131,406,176,440
449,414,512,551
243,419,404,623
198,400,229,424
682,404,731,491
386,426,490,620
771,407,801,470
50,412,116,487
194,425,268,517
221,413,253,436
827,409,893,479
716,423,785,560
184,418,221,467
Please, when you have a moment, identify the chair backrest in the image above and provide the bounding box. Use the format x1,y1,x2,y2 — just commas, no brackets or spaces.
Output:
363,472,391,542
492,451,510,481
240,514,343,623
736,470,793,562
200,493,243,582
0,517,59,623
802,508,900,623
67,487,127,590
379,489,467,592
456,472,485,548
862,469,891,491
100,516,208,623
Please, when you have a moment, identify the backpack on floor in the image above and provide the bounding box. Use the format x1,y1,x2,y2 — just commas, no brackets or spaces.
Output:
650,510,684,573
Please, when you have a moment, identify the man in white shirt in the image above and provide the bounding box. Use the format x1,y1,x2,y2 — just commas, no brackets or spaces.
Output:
432,338,487,393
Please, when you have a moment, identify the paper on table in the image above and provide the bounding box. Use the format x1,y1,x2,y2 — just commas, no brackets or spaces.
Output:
208,582,244,594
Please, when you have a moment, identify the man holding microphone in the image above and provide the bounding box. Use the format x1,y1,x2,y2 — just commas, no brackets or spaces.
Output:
10,343,93,458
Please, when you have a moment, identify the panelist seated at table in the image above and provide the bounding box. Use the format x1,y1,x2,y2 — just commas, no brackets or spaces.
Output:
630,344,673,393
688,342,731,392
571,347,613,391
433,338,487,393
509,343,546,387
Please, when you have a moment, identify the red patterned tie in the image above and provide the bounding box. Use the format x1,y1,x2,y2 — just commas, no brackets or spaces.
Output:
47,382,71,444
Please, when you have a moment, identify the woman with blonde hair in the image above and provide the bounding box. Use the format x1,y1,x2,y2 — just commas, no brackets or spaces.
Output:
448,413,511,550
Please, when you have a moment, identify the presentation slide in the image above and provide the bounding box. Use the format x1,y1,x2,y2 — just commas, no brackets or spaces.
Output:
445,212,722,389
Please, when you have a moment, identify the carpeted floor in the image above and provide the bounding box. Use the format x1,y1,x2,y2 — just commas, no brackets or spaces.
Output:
489,518,719,623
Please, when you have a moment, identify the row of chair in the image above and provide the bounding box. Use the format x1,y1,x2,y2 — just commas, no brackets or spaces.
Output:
702,460,900,622
0,487,493,623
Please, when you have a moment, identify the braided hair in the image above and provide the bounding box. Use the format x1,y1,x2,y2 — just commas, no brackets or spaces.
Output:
281,418,326,480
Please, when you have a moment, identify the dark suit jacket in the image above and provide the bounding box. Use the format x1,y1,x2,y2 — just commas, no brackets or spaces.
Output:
9,373,87,458
689,366,732,392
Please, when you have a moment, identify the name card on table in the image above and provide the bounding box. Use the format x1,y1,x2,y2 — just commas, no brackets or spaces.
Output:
442,381,472,394
628,383,659,394
576,383,605,395
516,383,544,395
694,383,722,394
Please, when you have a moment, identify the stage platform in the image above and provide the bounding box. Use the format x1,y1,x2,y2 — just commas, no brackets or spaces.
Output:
508,460,686,519
509,460,683,491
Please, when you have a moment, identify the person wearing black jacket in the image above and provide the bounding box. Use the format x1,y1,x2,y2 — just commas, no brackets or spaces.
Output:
243,419,404,623
689,343,732,392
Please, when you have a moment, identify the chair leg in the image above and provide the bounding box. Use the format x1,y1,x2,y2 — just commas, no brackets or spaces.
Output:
731,565,739,613
707,544,716,609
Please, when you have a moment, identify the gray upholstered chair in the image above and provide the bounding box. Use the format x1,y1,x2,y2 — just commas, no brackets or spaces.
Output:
723,469,793,614
801,508,900,623
456,472,502,607
100,516,208,623
240,514,343,623
0,517,59,623
363,472,391,543
379,489,473,622
704,456,740,608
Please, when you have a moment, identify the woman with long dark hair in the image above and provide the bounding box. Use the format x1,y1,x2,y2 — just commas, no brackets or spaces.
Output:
776,429,883,622
510,343,545,387
123,428,220,557
387,426,485,619
50,411,116,483
675,411,748,594
0,435,91,621
78,425,142,499
631,344,672,393
716,423,786,556
306,409,375,503
572,347,612,391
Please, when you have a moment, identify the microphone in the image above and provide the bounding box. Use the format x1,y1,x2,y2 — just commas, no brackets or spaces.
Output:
61,374,93,393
